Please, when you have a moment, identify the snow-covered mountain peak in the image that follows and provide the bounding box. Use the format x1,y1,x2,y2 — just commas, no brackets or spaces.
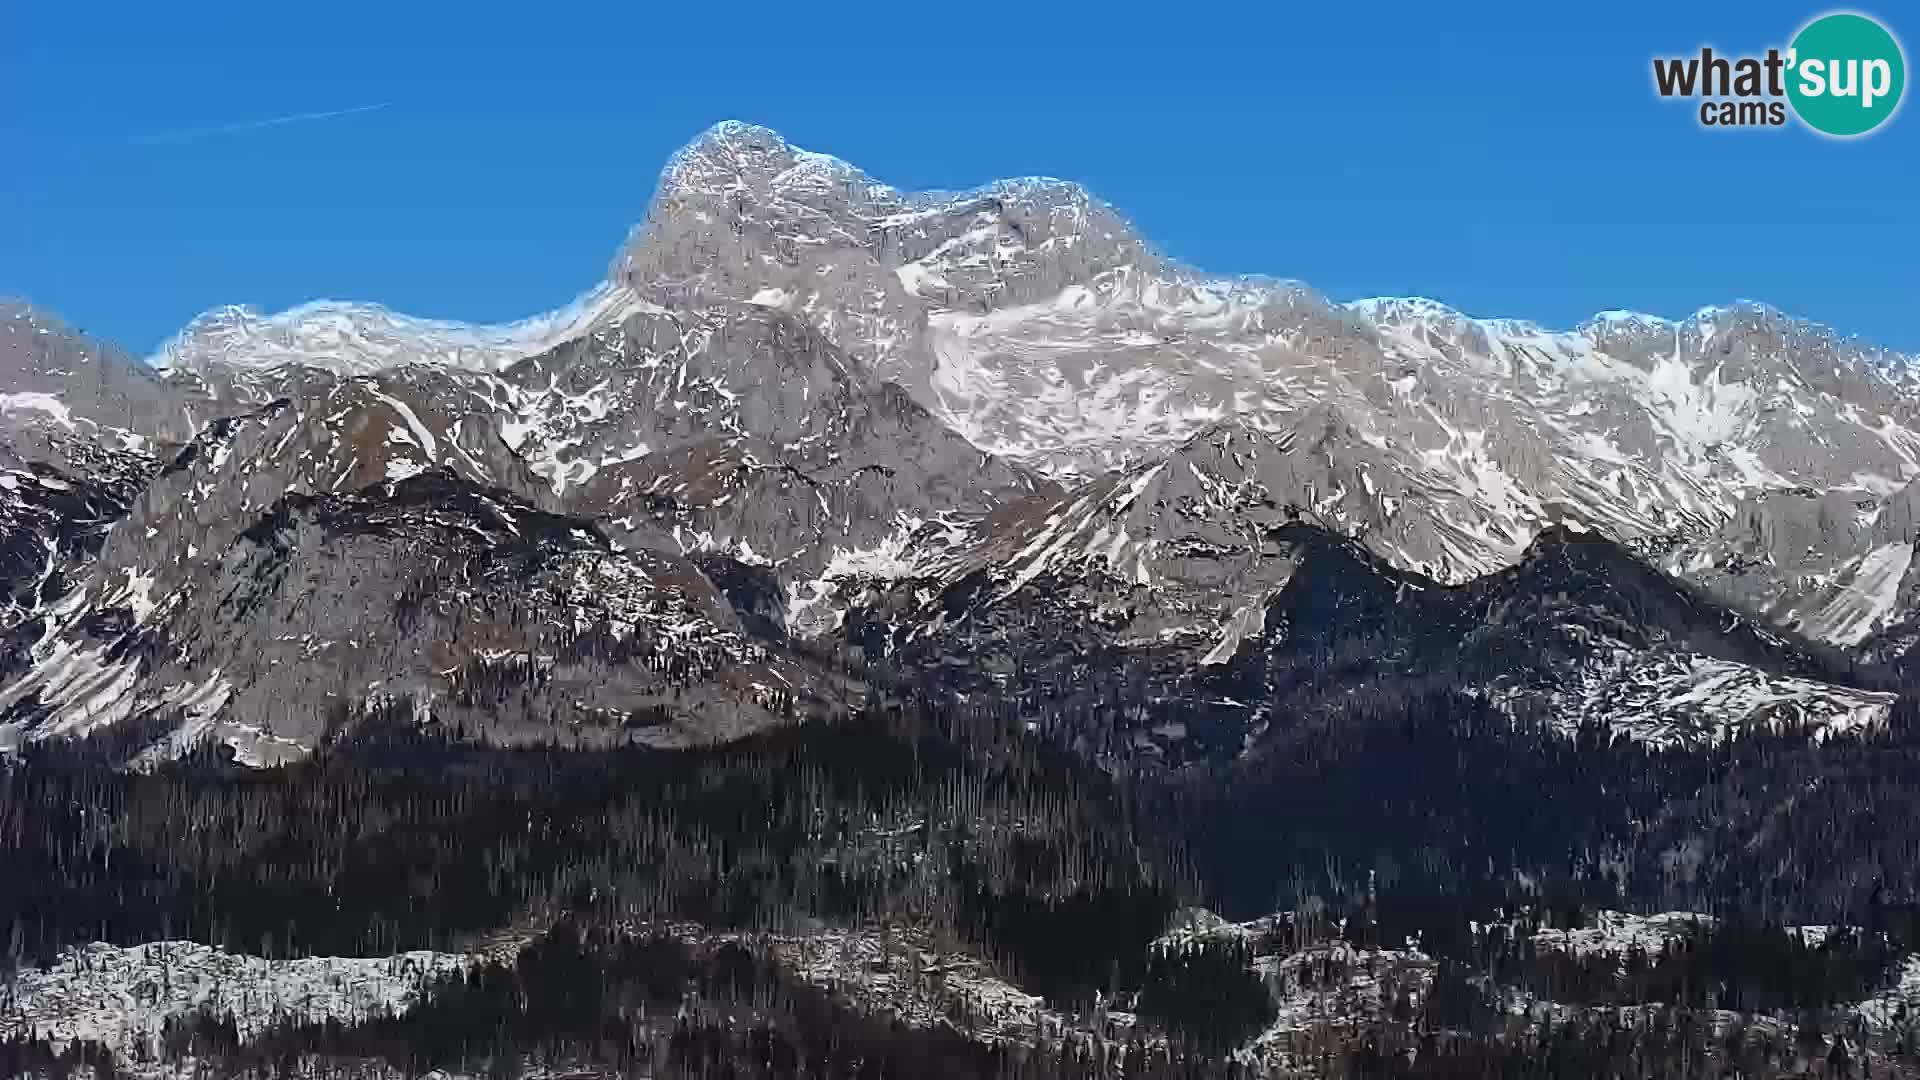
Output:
1581,308,1679,333
1348,295,1481,324
651,122,1118,226
13,120,1920,776
656,121,903,209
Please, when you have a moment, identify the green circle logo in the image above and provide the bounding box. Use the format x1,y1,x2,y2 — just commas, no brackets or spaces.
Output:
1787,12,1906,136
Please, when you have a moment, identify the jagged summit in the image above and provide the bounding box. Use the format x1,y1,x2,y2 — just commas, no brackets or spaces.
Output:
4,299,155,385
644,120,1114,224
649,121,900,209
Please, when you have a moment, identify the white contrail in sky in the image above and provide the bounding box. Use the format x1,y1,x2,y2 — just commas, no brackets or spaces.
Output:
128,102,392,146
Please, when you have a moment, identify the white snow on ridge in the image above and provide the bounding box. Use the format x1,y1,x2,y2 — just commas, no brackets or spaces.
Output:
152,281,649,378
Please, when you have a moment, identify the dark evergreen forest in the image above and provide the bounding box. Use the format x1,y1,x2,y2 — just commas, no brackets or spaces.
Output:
8,685,1920,1076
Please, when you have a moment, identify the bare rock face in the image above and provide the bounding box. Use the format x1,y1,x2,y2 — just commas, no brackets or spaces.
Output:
1,122,1914,764
833,445,1887,761
0,455,844,763
0,303,193,707
1673,483,1920,648
1,299,198,443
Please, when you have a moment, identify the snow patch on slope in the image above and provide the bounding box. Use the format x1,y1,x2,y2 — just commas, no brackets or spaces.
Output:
784,514,943,638
1797,542,1915,647
0,391,77,428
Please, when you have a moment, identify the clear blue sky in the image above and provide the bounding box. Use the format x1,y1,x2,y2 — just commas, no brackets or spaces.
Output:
3,1,1916,354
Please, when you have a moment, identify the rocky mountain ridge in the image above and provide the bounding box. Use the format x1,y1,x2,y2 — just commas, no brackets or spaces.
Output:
2,120,1916,765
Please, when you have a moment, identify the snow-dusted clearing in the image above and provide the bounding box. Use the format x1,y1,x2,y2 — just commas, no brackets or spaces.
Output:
1,941,471,1063
1855,955,1920,1032
1515,651,1896,749
1530,911,1716,958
